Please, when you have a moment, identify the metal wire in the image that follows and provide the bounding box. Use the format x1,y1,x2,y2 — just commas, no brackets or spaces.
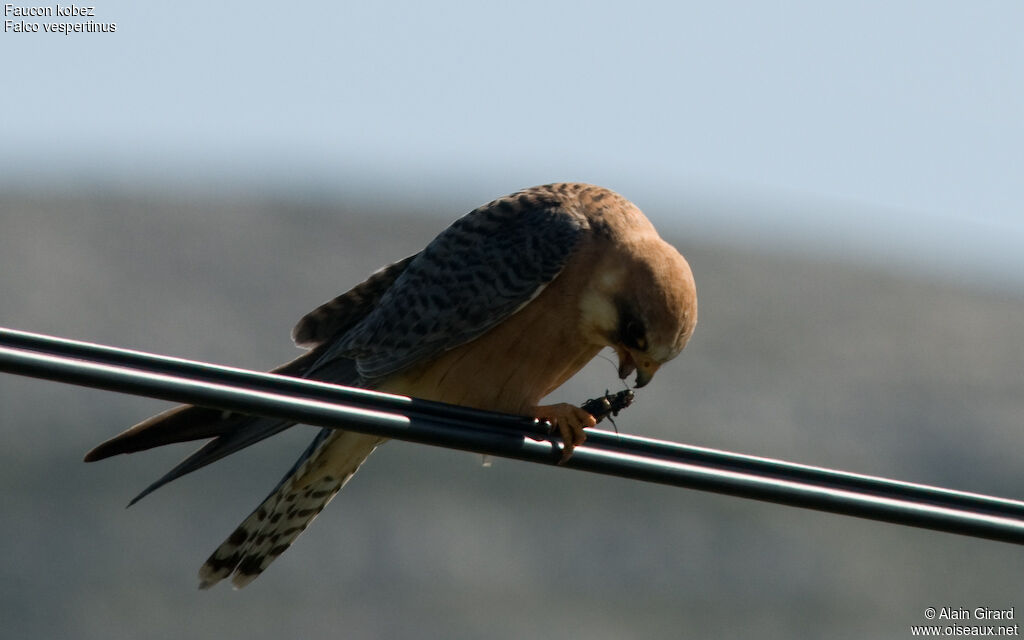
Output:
3,326,1024,545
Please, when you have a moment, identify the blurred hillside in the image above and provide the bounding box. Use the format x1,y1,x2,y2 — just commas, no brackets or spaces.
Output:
1,188,1022,639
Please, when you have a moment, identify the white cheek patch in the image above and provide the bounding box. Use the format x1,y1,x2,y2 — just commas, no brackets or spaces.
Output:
597,266,626,290
579,289,618,340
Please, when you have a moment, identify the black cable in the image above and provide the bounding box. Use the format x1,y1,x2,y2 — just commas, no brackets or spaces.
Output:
2,327,1023,545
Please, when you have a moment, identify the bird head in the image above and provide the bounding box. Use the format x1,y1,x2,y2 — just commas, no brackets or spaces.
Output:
586,239,697,388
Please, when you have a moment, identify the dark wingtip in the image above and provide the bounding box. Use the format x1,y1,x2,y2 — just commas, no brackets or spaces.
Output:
126,488,151,508
84,432,137,462
83,443,113,463
82,404,235,465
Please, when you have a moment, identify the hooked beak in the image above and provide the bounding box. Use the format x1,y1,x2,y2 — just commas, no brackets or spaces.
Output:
615,348,661,388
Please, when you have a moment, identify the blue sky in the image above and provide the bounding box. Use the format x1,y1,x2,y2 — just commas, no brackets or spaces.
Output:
3,1,1022,287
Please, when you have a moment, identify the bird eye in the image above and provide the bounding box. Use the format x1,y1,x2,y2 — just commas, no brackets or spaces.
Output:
622,318,647,351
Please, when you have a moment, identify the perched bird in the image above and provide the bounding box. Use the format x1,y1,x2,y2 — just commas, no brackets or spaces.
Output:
85,183,698,589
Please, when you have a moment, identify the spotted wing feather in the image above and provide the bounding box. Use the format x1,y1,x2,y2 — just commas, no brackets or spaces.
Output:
292,254,419,348
318,188,586,380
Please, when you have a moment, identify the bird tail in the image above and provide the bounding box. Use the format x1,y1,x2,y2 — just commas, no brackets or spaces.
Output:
84,348,325,462
83,343,380,587
198,428,384,589
82,347,359,504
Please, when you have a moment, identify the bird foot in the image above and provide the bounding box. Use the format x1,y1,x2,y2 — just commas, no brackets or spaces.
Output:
534,403,597,463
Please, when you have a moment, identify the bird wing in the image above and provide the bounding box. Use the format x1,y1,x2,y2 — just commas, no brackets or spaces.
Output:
292,253,420,348
316,187,587,381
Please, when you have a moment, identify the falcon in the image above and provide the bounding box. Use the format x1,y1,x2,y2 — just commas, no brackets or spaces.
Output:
85,183,698,588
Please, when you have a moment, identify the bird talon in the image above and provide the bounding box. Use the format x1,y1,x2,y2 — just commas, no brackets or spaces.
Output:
534,402,596,463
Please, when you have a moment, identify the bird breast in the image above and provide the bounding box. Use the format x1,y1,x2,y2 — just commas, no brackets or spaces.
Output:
376,271,602,416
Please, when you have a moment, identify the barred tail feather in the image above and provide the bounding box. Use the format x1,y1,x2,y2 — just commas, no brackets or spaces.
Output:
198,429,384,589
